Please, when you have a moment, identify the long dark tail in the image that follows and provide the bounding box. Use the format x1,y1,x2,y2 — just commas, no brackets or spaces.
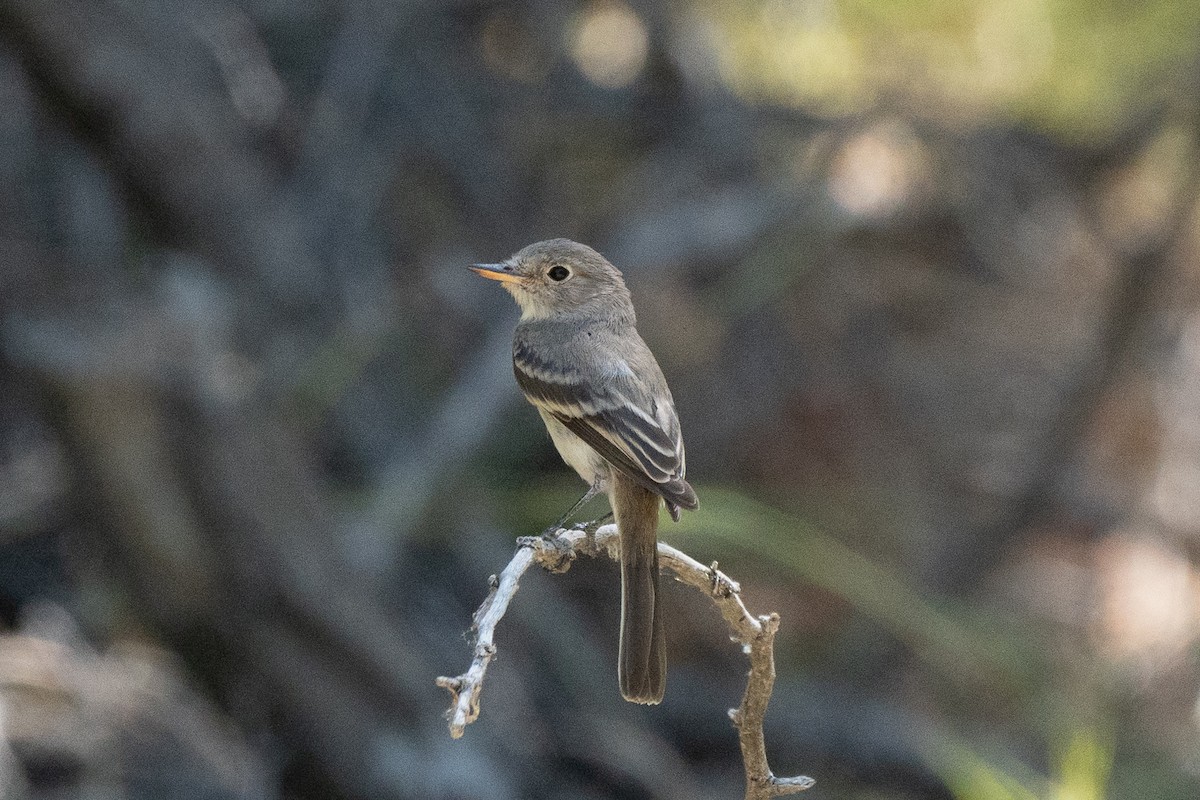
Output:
611,472,666,704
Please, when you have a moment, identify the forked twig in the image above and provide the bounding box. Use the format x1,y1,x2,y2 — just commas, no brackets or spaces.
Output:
436,524,813,798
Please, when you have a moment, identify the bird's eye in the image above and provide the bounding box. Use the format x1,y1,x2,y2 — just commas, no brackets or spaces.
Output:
547,265,570,282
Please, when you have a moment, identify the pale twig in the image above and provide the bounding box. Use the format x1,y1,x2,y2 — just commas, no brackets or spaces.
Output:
436,524,814,797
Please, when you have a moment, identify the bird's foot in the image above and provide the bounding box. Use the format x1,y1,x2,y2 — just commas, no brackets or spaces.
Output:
572,512,613,546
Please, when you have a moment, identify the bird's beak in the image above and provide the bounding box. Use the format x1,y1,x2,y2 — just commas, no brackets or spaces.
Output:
469,263,525,284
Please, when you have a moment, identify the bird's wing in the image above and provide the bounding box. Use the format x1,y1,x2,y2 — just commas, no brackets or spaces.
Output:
514,343,697,511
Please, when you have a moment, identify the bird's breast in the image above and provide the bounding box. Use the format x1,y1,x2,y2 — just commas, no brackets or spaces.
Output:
537,408,609,488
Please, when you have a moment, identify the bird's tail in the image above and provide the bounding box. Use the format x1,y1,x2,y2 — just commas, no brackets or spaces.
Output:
611,472,666,704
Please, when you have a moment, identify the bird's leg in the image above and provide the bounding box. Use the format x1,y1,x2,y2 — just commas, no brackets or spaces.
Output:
543,479,603,536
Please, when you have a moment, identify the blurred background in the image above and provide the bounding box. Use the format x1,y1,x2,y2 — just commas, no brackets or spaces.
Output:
0,0,1198,798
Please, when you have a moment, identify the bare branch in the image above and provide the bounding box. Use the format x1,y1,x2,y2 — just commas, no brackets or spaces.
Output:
730,611,815,798
436,524,814,796
435,546,538,739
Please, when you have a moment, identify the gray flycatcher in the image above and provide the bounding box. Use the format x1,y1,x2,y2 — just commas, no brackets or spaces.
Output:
471,238,698,704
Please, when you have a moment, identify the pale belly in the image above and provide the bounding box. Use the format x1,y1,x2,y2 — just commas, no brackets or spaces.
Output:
537,408,610,489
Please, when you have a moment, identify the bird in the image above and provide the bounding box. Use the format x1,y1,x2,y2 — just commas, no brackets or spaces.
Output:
470,238,698,704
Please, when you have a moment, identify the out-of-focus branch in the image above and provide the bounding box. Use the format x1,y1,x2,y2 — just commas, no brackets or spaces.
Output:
356,319,517,544
0,0,324,309
436,524,814,798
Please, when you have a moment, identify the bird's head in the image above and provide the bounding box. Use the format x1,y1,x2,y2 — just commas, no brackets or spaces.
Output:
471,238,634,322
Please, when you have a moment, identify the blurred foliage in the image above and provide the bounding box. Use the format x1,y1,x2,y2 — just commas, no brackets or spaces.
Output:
933,726,1111,800
704,0,1200,137
672,488,1042,684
